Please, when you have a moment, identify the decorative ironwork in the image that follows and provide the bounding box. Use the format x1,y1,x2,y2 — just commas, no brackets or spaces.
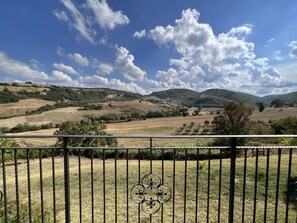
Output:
131,173,171,214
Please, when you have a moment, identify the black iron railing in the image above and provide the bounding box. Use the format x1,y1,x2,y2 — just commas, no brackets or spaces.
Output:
0,135,297,222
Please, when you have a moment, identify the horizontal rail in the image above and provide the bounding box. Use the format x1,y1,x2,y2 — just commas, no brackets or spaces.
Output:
2,134,297,139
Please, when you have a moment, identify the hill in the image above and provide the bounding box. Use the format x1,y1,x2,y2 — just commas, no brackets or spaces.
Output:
263,92,297,106
1,82,297,110
150,89,200,106
150,88,262,107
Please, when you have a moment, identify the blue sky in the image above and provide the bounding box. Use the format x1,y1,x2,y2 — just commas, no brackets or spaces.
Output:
0,0,297,96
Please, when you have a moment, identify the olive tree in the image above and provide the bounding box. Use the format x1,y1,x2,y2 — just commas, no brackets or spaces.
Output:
54,119,117,157
211,102,252,148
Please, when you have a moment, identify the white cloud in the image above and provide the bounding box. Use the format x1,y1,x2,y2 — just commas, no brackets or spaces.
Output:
56,47,89,66
265,38,275,46
52,70,73,83
53,63,78,75
289,41,297,58
79,75,146,94
289,41,297,47
272,50,283,61
79,75,109,86
114,46,146,81
0,52,49,81
133,29,146,38
290,47,297,58
95,62,113,75
68,52,89,66
59,0,96,43
53,10,69,22
30,59,44,71
86,0,129,30
143,8,293,94
56,47,65,56
226,24,253,38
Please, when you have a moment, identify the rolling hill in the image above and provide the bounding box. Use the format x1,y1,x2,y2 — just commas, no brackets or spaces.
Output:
1,82,297,110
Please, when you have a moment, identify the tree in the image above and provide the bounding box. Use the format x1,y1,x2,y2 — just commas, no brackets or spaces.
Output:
192,106,202,116
212,102,252,147
256,102,265,112
54,119,117,157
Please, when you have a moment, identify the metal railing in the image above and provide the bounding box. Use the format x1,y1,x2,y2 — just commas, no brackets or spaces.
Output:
0,135,297,222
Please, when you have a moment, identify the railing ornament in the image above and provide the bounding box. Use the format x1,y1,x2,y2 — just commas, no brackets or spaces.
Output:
131,173,171,214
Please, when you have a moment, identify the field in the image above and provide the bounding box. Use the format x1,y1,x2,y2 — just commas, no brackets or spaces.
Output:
4,106,297,147
0,99,55,118
0,100,165,128
0,152,296,222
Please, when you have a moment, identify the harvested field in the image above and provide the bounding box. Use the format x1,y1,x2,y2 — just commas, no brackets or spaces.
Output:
0,99,55,118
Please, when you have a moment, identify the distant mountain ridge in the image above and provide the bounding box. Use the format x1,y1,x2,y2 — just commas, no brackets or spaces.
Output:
0,82,296,108
150,88,297,107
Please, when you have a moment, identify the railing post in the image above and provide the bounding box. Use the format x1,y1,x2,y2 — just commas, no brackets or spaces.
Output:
63,137,70,223
228,137,237,223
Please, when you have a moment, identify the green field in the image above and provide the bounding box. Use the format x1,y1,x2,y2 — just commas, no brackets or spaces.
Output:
0,151,296,222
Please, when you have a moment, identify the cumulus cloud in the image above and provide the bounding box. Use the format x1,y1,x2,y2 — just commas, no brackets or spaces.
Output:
68,52,89,66
53,63,78,75
79,75,109,86
140,8,292,94
0,52,49,81
133,29,146,38
52,70,73,83
114,46,146,81
86,0,129,30
79,75,147,94
94,62,113,75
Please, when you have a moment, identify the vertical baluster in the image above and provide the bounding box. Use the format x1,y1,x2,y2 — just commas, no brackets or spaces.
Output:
52,148,56,223
27,149,32,223
264,149,270,222
39,149,44,223
149,138,152,223
138,148,141,223
217,148,222,223
103,149,106,223
274,148,282,223
252,148,259,223
195,149,199,223
241,148,247,223
115,149,118,223
206,148,211,223
126,149,129,223
2,149,8,223
285,148,292,223
14,149,20,222
184,148,188,223
172,148,176,223
63,137,70,223
161,148,164,223
78,149,82,223
91,149,94,223
228,138,237,223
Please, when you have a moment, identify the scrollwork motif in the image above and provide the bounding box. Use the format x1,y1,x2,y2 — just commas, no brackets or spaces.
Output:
131,173,171,214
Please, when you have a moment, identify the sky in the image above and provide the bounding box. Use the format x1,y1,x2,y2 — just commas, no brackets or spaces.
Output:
0,0,297,96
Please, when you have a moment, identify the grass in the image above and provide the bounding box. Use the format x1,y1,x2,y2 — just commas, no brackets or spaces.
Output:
0,151,296,222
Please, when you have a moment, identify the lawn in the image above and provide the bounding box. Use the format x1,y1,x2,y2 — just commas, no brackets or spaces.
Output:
0,149,296,222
